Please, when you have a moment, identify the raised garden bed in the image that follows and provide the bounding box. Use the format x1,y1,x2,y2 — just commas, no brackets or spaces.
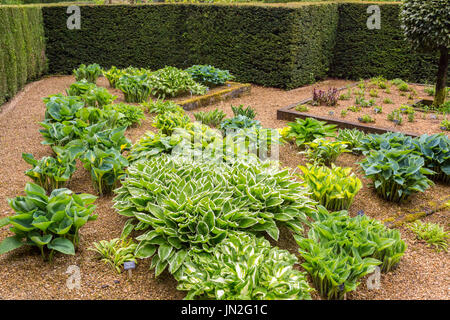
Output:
277,79,449,137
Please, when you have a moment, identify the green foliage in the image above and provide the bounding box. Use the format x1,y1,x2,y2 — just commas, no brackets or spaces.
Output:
105,103,145,128
295,206,406,299
298,164,362,211
407,221,449,252
359,148,434,202
357,132,416,155
113,155,316,276
302,138,349,166
73,63,102,84
127,132,183,163
441,119,450,131
413,133,450,183
143,99,184,114
22,151,76,193
286,118,336,148
185,65,234,87
0,183,97,261
147,66,207,99
117,75,151,103
177,232,313,300
387,109,403,125
231,104,257,119
39,120,85,147
220,115,262,135
347,105,361,113
369,89,378,98
194,109,226,127
43,94,85,123
67,81,117,107
383,97,393,104
152,111,191,135
230,127,281,160
81,147,128,196
336,129,366,154
358,114,375,123
88,237,137,273
295,104,310,112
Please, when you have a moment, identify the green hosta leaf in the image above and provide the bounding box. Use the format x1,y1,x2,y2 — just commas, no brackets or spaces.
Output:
48,238,75,255
0,236,24,254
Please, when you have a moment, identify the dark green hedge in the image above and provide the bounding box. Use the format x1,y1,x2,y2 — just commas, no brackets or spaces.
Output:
331,3,442,84
0,6,47,105
43,3,338,89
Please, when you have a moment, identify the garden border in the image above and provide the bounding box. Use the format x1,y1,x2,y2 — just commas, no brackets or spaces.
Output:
177,82,251,111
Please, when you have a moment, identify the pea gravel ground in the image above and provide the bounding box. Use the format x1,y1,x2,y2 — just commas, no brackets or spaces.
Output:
0,76,448,300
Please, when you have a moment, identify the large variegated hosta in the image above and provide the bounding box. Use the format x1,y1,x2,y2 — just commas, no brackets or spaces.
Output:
113,155,316,276
176,232,313,300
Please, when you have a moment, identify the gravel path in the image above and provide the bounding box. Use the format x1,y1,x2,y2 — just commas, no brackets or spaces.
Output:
0,76,448,300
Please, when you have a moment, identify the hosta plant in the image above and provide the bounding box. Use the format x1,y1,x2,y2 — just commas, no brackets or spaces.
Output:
143,99,185,114
413,133,450,183
0,183,97,261
88,237,137,273
22,151,77,193
357,132,416,155
152,111,191,135
80,86,117,108
359,148,434,202
286,117,336,148
194,109,226,127
298,164,362,211
81,147,128,196
73,63,102,83
407,221,449,252
336,128,366,154
185,65,234,87
103,66,123,88
104,103,145,128
66,79,96,96
302,138,349,166
127,132,183,163
177,232,313,300
113,156,316,276
231,104,257,119
220,115,261,135
43,94,85,123
39,120,86,147
117,75,152,103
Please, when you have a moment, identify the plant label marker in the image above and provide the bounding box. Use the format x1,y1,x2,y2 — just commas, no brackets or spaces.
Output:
124,261,136,279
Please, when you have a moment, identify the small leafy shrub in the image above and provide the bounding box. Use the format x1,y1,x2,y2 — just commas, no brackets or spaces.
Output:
89,237,137,273
340,109,348,118
339,88,352,100
407,221,449,252
22,151,76,193
312,88,338,106
441,118,450,131
295,104,310,112
286,118,336,148
231,104,256,119
194,109,226,127
399,105,415,114
185,65,234,87
302,138,349,166
387,109,403,125
369,89,379,97
398,82,410,92
298,164,362,211
358,114,375,123
383,98,393,104
220,115,261,135
373,106,383,114
105,103,145,127
127,132,183,162
357,132,416,155
143,99,184,114
0,183,97,260
152,111,191,135
73,63,102,83
43,94,84,122
336,128,366,153
177,232,313,300
66,79,95,96
103,66,123,88
82,86,117,108
81,147,128,196
408,112,415,122
356,96,375,108
413,133,450,183
147,66,207,99
359,148,434,202
347,105,361,112
39,120,85,147
117,75,151,103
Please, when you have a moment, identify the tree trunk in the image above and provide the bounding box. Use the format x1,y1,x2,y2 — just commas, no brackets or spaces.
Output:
434,46,449,107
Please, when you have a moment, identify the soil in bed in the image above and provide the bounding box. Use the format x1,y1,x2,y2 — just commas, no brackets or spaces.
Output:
283,80,449,136
0,76,448,300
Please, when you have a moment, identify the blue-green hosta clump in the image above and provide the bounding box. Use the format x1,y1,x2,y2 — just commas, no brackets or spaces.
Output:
152,111,191,135
43,94,85,123
220,115,262,135
0,183,97,261
176,232,313,300
413,133,450,183
302,138,349,166
356,132,416,155
336,128,366,154
359,148,434,202
185,65,234,87
286,117,337,148
113,155,316,277
39,120,87,147
295,206,407,299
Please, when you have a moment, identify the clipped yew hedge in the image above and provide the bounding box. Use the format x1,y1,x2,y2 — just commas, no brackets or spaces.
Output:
0,5,47,105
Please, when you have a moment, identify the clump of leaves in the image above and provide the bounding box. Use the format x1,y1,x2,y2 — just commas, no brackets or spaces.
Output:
88,237,137,273
298,164,362,211
117,75,152,103
387,109,403,125
0,183,97,261
407,221,449,252
43,94,85,123
127,132,184,163
302,138,349,166
373,106,383,114
231,104,257,119
105,103,145,127
413,133,450,183
339,88,352,100
113,155,316,277
143,99,184,114
383,98,393,104
336,128,366,153
359,148,434,202
357,132,416,155
73,63,102,83
355,96,375,108
295,104,310,112
22,150,77,193
440,118,450,131
185,65,234,87
358,114,375,123
347,105,361,113
312,87,338,106
194,109,226,127
177,232,313,300
369,89,379,97
286,117,336,148
152,111,191,135
220,115,261,135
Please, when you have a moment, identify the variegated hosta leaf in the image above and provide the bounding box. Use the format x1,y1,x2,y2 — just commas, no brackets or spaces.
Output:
113,155,316,276
176,232,313,300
